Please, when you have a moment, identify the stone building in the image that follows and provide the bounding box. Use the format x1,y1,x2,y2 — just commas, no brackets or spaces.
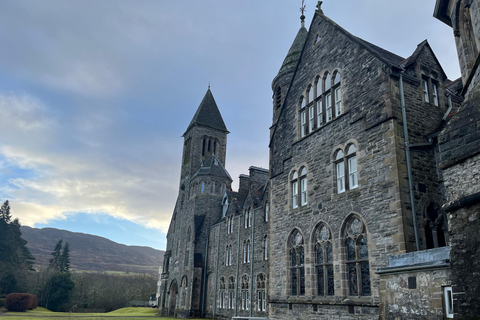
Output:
159,1,480,319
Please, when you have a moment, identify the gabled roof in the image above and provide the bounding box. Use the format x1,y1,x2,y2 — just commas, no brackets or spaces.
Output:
192,154,233,182
184,89,228,136
399,40,448,80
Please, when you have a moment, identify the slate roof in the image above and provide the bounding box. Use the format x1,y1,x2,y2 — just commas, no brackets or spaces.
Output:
275,26,308,79
184,89,228,136
399,40,447,79
192,154,233,182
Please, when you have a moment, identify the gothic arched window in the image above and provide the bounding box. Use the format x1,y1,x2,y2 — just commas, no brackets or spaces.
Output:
241,274,250,310
256,273,266,312
344,216,371,296
289,229,305,296
314,223,334,296
219,277,226,308
228,276,235,309
425,203,447,249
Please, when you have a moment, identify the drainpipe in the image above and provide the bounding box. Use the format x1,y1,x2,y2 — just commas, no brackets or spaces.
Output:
235,214,242,316
213,226,220,318
399,72,420,251
250,209,255,317
201,226,209,317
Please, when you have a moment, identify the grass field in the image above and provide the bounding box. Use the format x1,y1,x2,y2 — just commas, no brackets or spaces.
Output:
0,307,209,320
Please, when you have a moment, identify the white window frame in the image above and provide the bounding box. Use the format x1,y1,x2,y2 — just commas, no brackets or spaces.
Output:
265,202,269,222
301,110,306,138
335,87,342,116
309,105,315,133
432,83,439,106
300,177,307,206
326,93,332,122
336,162,345,193
423,79,430,103
348,156,358,189
316,100,323,126
292,181,298,209
444,286,454,318
264,235,268,260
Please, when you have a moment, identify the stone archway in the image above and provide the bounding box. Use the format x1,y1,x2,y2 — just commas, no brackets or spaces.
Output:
168,281,178,317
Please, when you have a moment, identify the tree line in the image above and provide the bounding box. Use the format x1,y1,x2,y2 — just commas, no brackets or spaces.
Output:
0,200,157,312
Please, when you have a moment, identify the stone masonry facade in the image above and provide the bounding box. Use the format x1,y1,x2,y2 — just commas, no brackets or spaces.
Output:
159,1,480,319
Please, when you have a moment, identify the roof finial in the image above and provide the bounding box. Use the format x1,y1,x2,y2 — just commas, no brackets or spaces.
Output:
316,1,324,14
300,0,306,28
208,82,210,90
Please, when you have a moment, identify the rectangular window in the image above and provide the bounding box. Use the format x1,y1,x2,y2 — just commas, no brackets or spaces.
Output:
348,156,358,189
335,87,342,116
326,94,332,122
300,178,307,205
423,79,429,103
316,100,323,126
433,83,439,106
301,110,306,137
309,105,315,133
262,291,266,311
444,286,454,318
292,181,298,208
337,162,345,193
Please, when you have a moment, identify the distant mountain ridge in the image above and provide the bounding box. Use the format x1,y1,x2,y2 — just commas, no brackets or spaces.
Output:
20,226,164,274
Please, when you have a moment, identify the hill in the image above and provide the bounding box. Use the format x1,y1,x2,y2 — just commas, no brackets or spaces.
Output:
20,226,164,275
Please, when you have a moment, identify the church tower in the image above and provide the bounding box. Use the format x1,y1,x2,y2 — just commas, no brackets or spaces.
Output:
178,88,229,206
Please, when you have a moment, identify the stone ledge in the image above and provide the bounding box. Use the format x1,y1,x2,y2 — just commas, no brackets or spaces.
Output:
377,246,450,275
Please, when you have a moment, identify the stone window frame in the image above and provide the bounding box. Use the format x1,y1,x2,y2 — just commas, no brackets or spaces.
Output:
297,69,343,140
422,202,448,249
241,274,250,311
180,275,188,307
218,277,226,308
333,142,359,194
287,228,306,297
311,221,335,297
256,273,267,312
274,85,282,110
201,135,219,159
421,72,441,107
341,214,371,297
228,276,236,309
243,240,251,263
290,165,308,209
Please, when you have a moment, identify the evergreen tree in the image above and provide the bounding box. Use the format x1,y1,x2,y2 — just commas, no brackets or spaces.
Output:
60,242,70,273
0,200,35,294
49,240,63,271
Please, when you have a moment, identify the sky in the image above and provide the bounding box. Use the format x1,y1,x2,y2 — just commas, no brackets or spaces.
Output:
0,0,460,251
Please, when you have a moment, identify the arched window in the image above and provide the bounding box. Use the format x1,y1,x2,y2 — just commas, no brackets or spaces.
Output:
300,97,307,138
241,275,250,310
335,144,358,193
264,202,269,222
300,167,308,205
225,245,229,266
181,276,188,307
425,203,447,249
289,229,305,296
201,182,205,193
291,171,299,208
228,276,235,309
291,167,308,208
274,85,282,109
256,273,266,312
333,72,342,117
344,216,371,296
219,277,226,308
314,224,334,296
264,235,268,260
210,181,215,193
248,209,253,228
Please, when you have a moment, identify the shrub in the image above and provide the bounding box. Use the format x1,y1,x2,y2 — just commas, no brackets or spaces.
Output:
5,293,37,312
0,297,5,307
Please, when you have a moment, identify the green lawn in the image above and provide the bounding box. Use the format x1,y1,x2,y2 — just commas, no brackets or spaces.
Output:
0,307,210,320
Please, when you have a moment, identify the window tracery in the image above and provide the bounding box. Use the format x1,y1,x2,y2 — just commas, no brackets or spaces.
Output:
314,224,334,296
289,229,305,296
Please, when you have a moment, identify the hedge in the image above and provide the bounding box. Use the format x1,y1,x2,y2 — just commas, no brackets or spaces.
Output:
5,293,38,312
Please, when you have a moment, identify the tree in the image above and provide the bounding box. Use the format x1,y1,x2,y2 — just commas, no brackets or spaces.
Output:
49,240,70,273
60,242,70,273
49,240,63,271
0,200,35,294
